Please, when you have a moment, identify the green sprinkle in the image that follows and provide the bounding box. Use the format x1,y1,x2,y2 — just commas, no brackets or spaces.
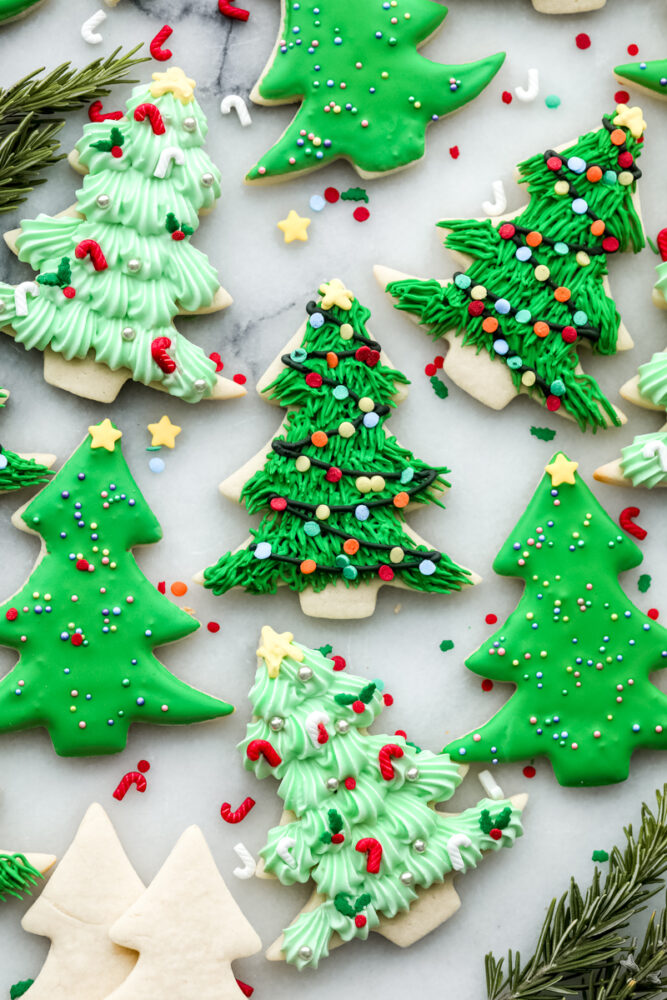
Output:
638,574,652,594
430,375,449,399
530,426,557,441
545,94,561,109
440,639,455,652
11,982,34,999
647,235,659,255
341,186,369,203
146,446,162,452
318,644,333,657
592,849,609,862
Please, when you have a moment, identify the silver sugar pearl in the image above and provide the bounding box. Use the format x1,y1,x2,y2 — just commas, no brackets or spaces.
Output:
127,258,142,274
406,767,420,782
298,665,313,682
412,839,426,854
298,946,313,962
95,194,110,209
201,172,215,188
326,777,339,791
399,871,414,886
183,116,197,133
121,326,135,342
335,720,350,734
193,379,207,393
269,716,284,731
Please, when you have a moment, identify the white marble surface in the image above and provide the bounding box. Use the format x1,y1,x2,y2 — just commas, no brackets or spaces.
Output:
0,0,666,996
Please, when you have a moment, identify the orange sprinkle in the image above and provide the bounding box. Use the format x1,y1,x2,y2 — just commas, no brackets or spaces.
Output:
393,492,410,508
300,559,317,575
586,165,603,183
343,538,360,555
326,352,338,368
554,286,571,303
171,581,188,596
311,431,328,447
526,231,542,248
533,321,550,339
482,317,499,333
591,219,605,236
610,128,626,146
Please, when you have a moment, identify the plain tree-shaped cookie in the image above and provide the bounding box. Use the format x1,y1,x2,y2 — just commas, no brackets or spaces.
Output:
20,803,144,999
532,0,605,11
104,825,261,999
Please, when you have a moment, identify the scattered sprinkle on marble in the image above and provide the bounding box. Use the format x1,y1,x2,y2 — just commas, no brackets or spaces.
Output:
310,194,326,212
149,457,165,473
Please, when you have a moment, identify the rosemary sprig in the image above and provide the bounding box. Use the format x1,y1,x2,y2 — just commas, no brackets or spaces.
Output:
486,786,667,1000
0,46,147,213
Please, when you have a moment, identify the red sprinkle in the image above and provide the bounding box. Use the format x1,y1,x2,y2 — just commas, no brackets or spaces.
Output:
150,24,173,61
233,373,247,384
619,506,647,541
355,914,367,928
523,765,537,779
546,395,561,412
433,355,444,369
481,679,494,692
88,100,122,122
344,776,356,790
137,760,151,773
394,729,407,739
207,621,221,633
489,828,503,841
575,32,591,49
305,372,323,388
332,655,346,671
648,608,660,621
113,771,147,801
209,351,224,373
501,91,512,105
63,287,76,299
71,634,83,647
270,497,287,511
424,363,437,376
627,43,639,55
5,608,17,621
157,581,166,594
378,565,394,582
221,797,256,823
657,229,667,262
353,206,370,222
449,146,460,159
383,693,394,706
324,187,340,203
614,90,631,105
485,613,498,625
219,0,250,21
76,558,90,572
236,980,254,997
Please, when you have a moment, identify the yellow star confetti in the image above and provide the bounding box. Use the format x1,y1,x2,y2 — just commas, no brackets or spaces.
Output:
319,278,355,311
613,103,647,139
89,419,122,452
256,626,304,678
545,453,579,487
150,67,196,104
147,415,182,449
277,210,310,244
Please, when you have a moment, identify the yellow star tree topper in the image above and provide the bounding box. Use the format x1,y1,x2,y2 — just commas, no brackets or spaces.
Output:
147,416,182,449
88,419,122,452
318,279,354,311
150,67,196,104
545,453,579,487
257,626,304,678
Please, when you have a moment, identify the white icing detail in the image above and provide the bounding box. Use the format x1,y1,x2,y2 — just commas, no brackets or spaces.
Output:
220,94,252,127
14,281,39,316
276,836,297,869
478,770,504,800
642,439,667,472
446,833,473,872
304,709,330,748
482,179,507,217
232,842,256,880
515,68,540,103
81,9,107,44
153,146,186,179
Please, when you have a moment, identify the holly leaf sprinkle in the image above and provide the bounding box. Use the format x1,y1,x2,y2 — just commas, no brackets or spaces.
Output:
328,808,343,834
318,644,333,657
355,892,371,911
334,892,357,917
530,426,557,441
439,639,455,652
341,186,369,203
592,849,610,862
360,683,377,704
165,212,180,233
480,806,512,834
11,984,35,1000
638,574,652,593
430,375,449,399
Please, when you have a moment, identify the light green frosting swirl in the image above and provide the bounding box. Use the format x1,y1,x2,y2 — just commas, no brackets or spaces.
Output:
637,350,667,410
621,431,667,488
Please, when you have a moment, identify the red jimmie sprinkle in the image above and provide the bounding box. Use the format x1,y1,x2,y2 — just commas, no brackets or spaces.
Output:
207,621,221,633
485,613,498,625
383,693,394,706
324,186,340,203
575,33,591,49
627,43,639,56
619,506,647,541
449,146,460,159
501,91,512,105
220,797,256,823
523,765,537,779
157,581,166,594
88,100,122,122
614,90,631,106
481,679,494,692
353,206,370,222
648,608,660,621
150,24,173,61
5,608,18,621
236,980,254,998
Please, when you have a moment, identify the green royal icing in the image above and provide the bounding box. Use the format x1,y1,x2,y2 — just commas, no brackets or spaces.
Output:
615,58,667,98
246,0,504,181
0,421,232,757
444,453,667,787
620,349,667,488
0,70,224,404
0,0,42,20
386,110,645,431
203,282,471,601
242,635,523,969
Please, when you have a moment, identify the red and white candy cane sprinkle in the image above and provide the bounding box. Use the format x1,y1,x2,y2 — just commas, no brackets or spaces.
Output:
378,743,404,780
246,738,282,767
134,103,166,135
151,337,177,375
150,24,173,61
75,239,108,271
113,771,147,801
220,797,256,824
356,837,383,874
305,709,330,748
218,0,250,21
89,100,122,122
14,281,39,316
446,833,472,872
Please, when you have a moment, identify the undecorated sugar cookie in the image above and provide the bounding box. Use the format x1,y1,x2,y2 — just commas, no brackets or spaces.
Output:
200,279,477,619
246,0,504,183
241,627,526,969
0,420,233,756
378,105,646,431
444,454,667,787
0,68,245,405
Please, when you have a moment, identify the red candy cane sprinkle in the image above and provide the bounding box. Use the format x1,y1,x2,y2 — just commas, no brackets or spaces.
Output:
75,239,107,271
134,103,166,135
378,743,404,779
88,100,123,122
619,506,647,541
150,24,173,61
220,797,256,824
151,337,177,374
236,981,254,998
246,739,282,767
113,771,147,801
218,0,250,21
332,655,346,671
356,837,383,874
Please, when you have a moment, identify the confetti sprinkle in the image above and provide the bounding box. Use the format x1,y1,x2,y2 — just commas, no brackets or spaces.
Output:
433,355,444,369
137,759,151,773
530,426,557,441
324,186,340,203
310,194,326,212
485,613,498,625
383,693,394,706
439,639,455,652
481,679,494,692
148,457,165,474
545,94,561,109
592,849,609,862
207,621,221,633
522,765,536,779
575,33,591,50
627,43,639,56
648,608,660,621
171,581,188,597
233,373,247,385
449,145,460,159
638,574,652,593
615,89,631,105
157,581,166,594
425,363,437,376
353,206,370,222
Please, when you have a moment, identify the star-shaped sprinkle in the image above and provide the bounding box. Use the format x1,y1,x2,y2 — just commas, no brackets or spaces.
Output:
613,103,647,139
150,67,196,104
319,278,355,311
256,626,304,678
277,210,310,244
147,415,182,449
89,419,122,452
545,453,579,487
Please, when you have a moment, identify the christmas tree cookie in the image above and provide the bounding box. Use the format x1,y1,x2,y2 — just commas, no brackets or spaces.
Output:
444,454,667,787
0,0,47,22
0,420,233,756
615,58,667,101
246,1,504,183
0,67,245,405
0,386,54,494
378,105,646,431
243,627,526,970
532,0,605,11
20,804,144,1000
200,279,476,619
0,801,55,904
104,826,262,999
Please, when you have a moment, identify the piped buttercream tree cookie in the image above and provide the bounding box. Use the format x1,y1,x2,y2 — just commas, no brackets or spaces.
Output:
444,454,667,787
20,803,143,1000
242,626,526,970
378,105,646,431
104,825,262,999
0,67,245,405
246,1,504,183
0,420,233,756
201,280,476,619
0,386,54,494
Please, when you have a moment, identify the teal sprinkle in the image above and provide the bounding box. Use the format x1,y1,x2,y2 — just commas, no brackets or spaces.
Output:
545,94,561,109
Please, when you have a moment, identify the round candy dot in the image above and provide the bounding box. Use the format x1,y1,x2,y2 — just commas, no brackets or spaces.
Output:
571,198,588,214
333,384,349,400
546,156,562,171
575,32,591,49
470,285,487,300
610,129,626,146
526,231,542,248
567,156,586,174
378,565,394,581
309,194,326,211
602,236,620,253
546,395,562,411
455,272,473,287
516,246,532,262
358,397,374,412
495,298,511,315
534,321,550,339
576,251,591,267
340,323,354,340
326,351,339,368
291,348,308,362
171,581,187,596
393,492,409,508
356,476,372,493
550,379,566,396
0,455,7,470
534,264,550,281
501,91,512,105
207,622,220,633
363,412,380,429
573,310,588,325
627,43,639,55
554,180,570,196
493,338,509,355
353,206,370,222
342,565,358,580
270,497,287,511
618,171,635,186
418,559,436,576
554,286,571,302
325,466,342,483
523,765,536,779
498,223,516,239
425,362,437,376
483,317,499,334
316,504,330,519
5,608,18,621
343,538,360,555
562,326,577,344
507,355,523,370
591,221,605,238
300,559,317,574
295,455,311,472
324,186,339,203
522,371,537,387
614,90,631,105
485,613,498,624
648,608,660,620
554,242,568,255
339,421,356,438
305,372,322,388
355,504,369,521
516,309,531,324
481,679,494,692
370,475,385,492
311,431,328,447
545,94,561,109
389,546,404,563
149,457,165,473
304,521,321,536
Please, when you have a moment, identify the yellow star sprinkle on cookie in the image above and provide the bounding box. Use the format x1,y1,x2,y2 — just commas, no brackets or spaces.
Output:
545,453,579,487
150,67,196,104
89,419,122,452
319,279,355,311
277,210,310,244
147,415,182,449
613,103,647,139
257,626,304,678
